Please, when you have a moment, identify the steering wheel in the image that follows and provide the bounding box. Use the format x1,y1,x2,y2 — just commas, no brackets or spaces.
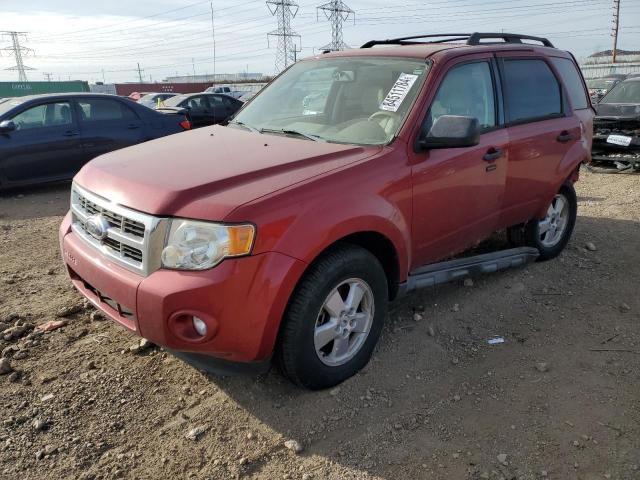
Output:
368,110,401,127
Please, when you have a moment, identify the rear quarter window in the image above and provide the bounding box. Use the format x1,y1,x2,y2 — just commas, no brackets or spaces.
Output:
502,59,562,123
550,57,590,110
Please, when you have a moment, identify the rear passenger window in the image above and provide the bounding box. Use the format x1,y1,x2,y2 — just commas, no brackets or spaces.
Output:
550,57,590,110
78,99,137,123
503,59,562,123
428,61,496,130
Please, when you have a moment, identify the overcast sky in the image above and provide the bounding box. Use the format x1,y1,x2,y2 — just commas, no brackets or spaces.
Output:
1,0,639,83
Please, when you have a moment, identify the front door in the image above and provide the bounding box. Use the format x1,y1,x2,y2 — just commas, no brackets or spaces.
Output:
184,95,212,128
410,56,508,267
0,100,83,185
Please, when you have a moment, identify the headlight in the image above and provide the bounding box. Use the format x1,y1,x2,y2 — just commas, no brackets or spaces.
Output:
161,219,255,270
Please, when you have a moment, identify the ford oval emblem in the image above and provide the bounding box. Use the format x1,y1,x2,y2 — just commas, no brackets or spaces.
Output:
85,214,110,241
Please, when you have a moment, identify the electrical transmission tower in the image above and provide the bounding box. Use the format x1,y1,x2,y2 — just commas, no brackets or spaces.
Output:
0,31,35,82
266,0,300,72
611,0,621,63
317,0,354,52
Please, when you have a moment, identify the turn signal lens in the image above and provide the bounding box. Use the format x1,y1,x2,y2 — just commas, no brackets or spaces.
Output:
227,224,255,256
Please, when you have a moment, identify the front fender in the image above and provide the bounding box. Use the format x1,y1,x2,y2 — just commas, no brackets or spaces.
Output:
280,193,411,280
239,190,412,282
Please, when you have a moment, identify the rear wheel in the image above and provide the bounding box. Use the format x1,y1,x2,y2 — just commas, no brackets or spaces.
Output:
508,182,577,260
276,244,388,390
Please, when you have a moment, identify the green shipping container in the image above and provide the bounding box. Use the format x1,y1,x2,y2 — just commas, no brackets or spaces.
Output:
0,81,90,98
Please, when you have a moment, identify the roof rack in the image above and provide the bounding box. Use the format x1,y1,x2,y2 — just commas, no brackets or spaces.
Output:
360,32,554,49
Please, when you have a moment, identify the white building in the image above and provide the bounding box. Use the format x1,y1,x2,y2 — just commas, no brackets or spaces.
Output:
580,49,640,79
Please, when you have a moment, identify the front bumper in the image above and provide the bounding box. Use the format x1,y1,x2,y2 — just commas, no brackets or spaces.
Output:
59,212,307,362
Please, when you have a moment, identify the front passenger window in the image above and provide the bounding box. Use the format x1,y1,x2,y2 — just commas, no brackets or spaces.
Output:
428,62,496,131
11,102,73,131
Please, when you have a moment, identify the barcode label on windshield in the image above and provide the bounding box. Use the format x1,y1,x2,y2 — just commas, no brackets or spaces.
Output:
380,73,419,112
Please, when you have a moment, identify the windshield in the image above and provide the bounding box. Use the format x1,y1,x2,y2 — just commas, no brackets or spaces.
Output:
0,98,26,117
233,57,430,145
600,80,640,104
587,79,617,90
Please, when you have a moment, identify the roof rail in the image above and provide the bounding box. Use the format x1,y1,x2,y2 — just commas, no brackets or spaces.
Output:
467,33,554,47
360,32,554,49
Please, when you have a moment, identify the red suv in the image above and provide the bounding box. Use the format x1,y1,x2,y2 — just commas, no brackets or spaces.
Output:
59,33,593,389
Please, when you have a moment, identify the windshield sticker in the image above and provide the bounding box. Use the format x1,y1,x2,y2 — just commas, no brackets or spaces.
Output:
380,73,419,112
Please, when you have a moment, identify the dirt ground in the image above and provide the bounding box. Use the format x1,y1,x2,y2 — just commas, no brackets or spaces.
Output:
0,169,638,480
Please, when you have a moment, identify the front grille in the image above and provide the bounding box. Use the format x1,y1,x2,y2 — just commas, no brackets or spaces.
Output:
70,184,167,276
78,195,146,238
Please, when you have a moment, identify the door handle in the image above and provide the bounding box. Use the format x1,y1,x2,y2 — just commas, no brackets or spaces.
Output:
63,131,79,137
557,131,573,143
127,124,140,130
483,147,503,162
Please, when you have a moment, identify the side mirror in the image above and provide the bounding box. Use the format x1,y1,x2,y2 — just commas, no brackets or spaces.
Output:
0,120,16,134
416,115,480,151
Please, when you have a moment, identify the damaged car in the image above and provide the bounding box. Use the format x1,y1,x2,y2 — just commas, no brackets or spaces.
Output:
591,77,640,172
587,77,622,103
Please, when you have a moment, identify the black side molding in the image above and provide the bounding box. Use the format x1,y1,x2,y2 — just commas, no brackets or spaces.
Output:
397,247,539,297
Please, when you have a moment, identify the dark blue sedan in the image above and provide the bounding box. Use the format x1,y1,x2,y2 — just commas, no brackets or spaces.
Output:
0,93,190,189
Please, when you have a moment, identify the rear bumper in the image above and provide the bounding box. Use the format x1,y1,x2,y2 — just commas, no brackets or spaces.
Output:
59,212,307,362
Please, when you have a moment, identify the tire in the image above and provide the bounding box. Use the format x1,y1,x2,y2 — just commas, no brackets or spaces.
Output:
507,182,577,261
276,244,388,390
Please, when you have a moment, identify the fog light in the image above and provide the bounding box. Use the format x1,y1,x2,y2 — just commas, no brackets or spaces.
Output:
192,316,207,336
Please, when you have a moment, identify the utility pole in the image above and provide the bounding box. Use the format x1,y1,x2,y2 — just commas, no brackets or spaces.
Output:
611,0,621,63
210,2,217,86
136,62,144,83
43,72,53,82
267,0,300,72
0,31,35,82
317,0,354,52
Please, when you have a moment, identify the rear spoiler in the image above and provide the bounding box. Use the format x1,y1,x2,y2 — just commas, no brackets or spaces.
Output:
156,107,188,115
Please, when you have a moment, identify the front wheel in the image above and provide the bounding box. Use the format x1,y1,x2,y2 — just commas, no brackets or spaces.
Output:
508,182,577,260
276,244,388,390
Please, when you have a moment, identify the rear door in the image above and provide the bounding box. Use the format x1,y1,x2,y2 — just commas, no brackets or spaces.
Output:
0,99,84,185
75,97,146,165
183,95,213,127
410,54,509,266
495,55,582,227
209,94,237,124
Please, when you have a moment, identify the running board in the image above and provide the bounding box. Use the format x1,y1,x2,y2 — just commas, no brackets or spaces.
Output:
399,247,539,295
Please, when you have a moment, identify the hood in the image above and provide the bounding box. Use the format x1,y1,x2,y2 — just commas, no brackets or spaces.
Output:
595,103,640,119
75,125,378,219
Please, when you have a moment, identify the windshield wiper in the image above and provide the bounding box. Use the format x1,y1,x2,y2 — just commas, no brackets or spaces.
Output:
228,120,260,134
260,128,325,142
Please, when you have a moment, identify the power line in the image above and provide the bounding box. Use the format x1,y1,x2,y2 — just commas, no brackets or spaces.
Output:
0,31,35,82
267,0,300,72
317,0,354,51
